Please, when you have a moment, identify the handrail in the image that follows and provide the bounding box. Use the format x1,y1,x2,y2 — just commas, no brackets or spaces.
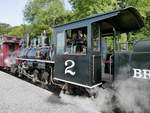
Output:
109,55,113,78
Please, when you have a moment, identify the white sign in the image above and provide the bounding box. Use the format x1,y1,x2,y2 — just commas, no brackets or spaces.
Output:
65,60,76,76
133,68,150,79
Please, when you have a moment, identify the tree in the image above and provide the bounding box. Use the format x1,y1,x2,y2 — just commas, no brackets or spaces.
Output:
117,0,150,40
7,25,25,37
23,0,72,37
0,23,11,35
69,0,118,19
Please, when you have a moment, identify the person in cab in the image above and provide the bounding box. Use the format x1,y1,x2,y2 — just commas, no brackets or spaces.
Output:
74,30,86,54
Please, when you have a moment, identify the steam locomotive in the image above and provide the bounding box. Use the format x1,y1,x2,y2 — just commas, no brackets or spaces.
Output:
1,7,146,95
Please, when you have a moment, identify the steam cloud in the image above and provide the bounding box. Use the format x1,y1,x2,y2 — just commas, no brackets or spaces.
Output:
60,77,150,113
60,88,114,113
115,79,150,113
4,54,16,67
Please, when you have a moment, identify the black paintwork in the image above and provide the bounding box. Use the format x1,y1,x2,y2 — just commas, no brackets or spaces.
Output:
113,40,150,80
130,40,150,76
133,40,150,52
114,52,131,80
54,7,144,87
55,55,92,86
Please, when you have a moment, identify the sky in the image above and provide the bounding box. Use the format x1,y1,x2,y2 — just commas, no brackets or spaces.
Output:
0,0,72,26
0,0,28,26
64,0,72,10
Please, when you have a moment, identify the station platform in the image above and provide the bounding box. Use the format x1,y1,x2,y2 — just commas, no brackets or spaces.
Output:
0,71,86,113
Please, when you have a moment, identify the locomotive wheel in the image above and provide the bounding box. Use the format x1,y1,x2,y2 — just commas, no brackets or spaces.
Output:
18,67,22,77
61,83,70,94
18,72,22,78
61,84,90,97
17,64,25,78
41,71,49,85
32,70,39,83
10,64,17,75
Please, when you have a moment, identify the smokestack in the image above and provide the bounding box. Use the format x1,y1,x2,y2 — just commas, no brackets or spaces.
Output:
41,30,49,47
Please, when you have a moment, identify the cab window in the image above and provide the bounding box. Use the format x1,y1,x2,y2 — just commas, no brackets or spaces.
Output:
92,23,100,52
56,32,65,55
65,27,87,55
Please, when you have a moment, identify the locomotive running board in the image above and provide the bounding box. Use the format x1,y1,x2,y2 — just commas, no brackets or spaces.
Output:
16,58,55,64
53,77,102,89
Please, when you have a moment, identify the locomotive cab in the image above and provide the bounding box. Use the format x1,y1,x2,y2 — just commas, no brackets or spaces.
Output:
53,7,144,89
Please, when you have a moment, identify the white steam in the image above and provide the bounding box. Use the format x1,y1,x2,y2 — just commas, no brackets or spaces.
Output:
60,88,114,113
4,55,16,67
60,76,150,113
115,79,150,113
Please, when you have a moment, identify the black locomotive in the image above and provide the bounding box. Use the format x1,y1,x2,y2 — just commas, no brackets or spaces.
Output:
15,7,145,95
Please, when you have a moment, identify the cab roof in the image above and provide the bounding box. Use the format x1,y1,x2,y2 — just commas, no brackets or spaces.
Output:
54,7,144,35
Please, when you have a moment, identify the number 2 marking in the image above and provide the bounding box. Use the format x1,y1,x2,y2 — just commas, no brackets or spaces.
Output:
65,60,76,76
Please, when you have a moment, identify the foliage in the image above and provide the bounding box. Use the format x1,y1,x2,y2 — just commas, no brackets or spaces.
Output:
7,25,25,38
23,0,73,37
117,0,150,41
69,0,118,19
0,23,11,35
24,0,64,24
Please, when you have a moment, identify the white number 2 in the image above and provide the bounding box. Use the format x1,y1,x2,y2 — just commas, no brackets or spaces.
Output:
65,60,76,76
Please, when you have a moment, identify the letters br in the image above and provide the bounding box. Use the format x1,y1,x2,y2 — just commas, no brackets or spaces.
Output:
133,68,150,79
